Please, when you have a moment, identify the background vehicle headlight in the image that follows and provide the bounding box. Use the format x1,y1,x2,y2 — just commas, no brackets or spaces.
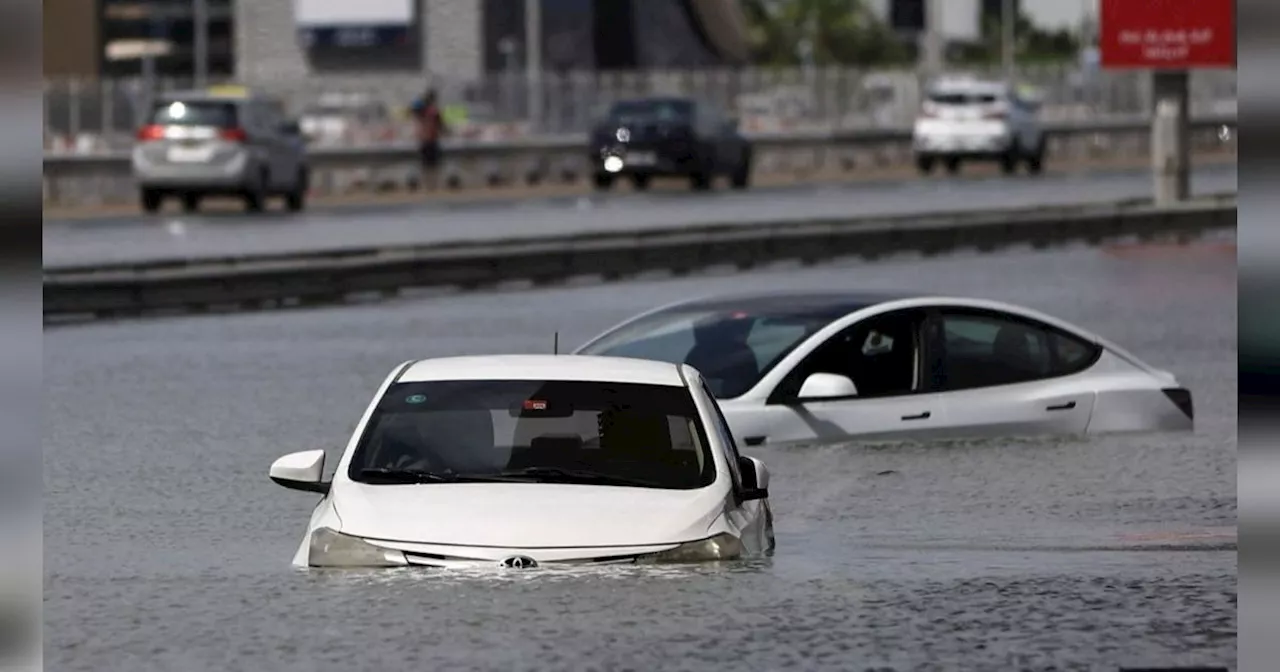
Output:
308,527,408,568
638,533,744,563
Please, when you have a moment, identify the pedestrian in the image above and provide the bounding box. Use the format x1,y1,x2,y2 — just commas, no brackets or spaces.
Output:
410,87,448,191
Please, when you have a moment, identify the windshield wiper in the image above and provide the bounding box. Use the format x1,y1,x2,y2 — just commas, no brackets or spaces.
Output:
357,468,528,484
495,467,666,488
357,468,459,483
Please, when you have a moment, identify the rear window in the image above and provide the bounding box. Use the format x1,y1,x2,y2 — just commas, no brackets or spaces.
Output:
608,100,694,124
346,379,716,490
150,100,238,128
927,91,1000,105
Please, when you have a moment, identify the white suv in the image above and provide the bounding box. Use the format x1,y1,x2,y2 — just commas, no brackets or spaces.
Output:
911,78,1046,176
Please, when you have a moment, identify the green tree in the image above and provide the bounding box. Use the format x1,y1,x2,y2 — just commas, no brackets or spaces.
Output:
742,0,911,67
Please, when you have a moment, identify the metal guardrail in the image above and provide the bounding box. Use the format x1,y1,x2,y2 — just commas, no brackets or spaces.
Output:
44,194,1237,322
41,113,1238,204
44,114,1237,169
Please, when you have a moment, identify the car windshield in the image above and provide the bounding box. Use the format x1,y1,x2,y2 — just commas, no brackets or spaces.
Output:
927,90,1001,106
150,100,238,128
346,379,715,490
607,99,694,125
577,309,833,399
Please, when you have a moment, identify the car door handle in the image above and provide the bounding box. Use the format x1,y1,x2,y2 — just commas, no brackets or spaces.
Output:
901,411,931,421
1046,401,1077,411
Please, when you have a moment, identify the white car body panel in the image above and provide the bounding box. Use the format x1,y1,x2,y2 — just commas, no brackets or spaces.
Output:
274,355,774,568
575,294,1193,447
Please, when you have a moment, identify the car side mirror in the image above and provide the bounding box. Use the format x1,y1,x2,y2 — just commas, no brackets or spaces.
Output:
795,373,858,401
737,455,770,501
269,449,330,494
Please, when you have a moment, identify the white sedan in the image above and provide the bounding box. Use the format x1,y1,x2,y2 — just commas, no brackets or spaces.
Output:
269,354,775,568
574,291,1194,447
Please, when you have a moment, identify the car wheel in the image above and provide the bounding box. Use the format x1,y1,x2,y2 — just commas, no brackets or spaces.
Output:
140,189,163,214
630,174,651,191
915,155,935,175
181,193,202,213
690,169,713,191
285,168,309,212
1000,145,1019,175
730,156,751,189
243,170,267,213
593,173,614,191
944,157,962,175
1025,142,1046,175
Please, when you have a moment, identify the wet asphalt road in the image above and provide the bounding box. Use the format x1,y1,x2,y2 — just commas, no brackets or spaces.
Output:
42,163,1238,268
44,239,1236,671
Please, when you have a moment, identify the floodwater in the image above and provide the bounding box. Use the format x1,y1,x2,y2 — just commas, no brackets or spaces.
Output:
45,236,1237,671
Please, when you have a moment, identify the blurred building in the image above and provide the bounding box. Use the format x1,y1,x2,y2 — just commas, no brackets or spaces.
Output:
44,0,237,80
873,0,983,44
45,0,99,79
236,0,750,84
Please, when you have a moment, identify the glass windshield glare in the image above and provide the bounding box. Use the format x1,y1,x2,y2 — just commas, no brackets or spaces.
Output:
578,309,831,399
347,380,715,490
150,100,238,128
607,99,693,125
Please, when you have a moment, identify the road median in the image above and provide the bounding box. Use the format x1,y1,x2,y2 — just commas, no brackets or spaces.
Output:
44,194,1238,323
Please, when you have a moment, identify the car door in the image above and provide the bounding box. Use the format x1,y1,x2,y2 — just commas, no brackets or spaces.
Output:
923,308,1097,438
757,308,952,445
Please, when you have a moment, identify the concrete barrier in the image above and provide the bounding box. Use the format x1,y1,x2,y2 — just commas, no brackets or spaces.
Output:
44,193,1237,323
42,114,1236,208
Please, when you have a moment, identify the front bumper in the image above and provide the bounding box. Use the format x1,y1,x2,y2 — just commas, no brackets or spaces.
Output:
305,528,744,568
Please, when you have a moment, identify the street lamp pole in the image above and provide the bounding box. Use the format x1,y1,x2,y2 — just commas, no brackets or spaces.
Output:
1001,0,1015,82
525,0,542,130
193,0,209,87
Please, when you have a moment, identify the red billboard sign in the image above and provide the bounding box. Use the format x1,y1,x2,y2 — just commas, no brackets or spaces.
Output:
1099,0,1236,69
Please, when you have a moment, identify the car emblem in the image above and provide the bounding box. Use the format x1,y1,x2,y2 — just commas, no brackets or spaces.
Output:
500,555,538,569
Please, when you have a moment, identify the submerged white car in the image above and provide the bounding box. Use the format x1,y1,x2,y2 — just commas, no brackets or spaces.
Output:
574,291,1194,447
269,355,775,568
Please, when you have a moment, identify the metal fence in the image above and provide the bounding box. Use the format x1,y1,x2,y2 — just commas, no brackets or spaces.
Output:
44,64,1237,153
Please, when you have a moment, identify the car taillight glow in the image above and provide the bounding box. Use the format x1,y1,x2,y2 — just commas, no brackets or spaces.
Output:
136,125,166,141
219,127,248,142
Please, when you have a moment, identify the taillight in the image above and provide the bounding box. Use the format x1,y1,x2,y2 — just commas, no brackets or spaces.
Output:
136,125,166,141
219,127,248,142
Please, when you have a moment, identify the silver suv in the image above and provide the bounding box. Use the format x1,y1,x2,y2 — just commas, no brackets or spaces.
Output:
131,89,310,214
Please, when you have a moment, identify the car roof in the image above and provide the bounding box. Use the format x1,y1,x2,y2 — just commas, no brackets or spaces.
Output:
657,290,927,320
611,96,695,107
153,89,259,104
929,78,1007,95
397,354,688,387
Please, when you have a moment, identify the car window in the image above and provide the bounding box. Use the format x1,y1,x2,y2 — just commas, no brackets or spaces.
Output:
608,99,694,125
577,309,833,399
934,311,1096,391
346,379,715,490
927,90,1001,106
777,309,924,399
150,100,238,128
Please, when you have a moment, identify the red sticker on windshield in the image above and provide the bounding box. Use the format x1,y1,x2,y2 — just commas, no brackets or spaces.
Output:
523,400,548,411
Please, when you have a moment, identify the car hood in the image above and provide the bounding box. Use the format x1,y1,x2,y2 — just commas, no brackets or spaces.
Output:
332,481,727,548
